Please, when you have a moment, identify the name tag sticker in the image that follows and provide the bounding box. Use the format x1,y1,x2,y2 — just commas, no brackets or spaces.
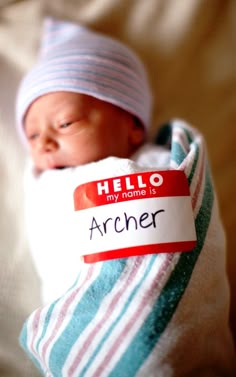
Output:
73,170,197,263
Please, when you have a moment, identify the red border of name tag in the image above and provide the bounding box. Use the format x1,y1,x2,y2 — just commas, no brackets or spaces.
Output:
82,241,196,263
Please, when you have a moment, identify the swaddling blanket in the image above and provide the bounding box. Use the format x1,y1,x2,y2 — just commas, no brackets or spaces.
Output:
20,121,236,376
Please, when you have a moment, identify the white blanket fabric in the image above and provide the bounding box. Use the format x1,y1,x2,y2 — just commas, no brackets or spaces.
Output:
24,144,170,304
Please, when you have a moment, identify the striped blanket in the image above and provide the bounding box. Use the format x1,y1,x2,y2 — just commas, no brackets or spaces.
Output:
20,120,236,376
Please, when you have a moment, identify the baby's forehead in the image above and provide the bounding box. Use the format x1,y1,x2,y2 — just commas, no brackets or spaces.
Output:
24,91,133,126
25,92,90,121
26,91,111,111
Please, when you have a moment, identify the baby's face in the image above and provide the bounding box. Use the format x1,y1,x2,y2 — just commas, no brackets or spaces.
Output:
24,92,145,171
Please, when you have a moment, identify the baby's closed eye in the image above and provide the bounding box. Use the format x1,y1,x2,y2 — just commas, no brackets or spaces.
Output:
59,122,72,128
27,132,39,141
57,118,86,134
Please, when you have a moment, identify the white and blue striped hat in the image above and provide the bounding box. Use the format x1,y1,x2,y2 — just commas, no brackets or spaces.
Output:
16,17,152,144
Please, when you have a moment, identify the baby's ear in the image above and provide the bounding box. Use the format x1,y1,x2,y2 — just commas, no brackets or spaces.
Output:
129,118,146,149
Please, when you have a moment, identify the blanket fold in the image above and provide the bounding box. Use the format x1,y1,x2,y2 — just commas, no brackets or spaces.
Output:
20,120,236,376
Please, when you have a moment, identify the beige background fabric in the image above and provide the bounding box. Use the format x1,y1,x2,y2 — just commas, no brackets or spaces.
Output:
0,0,235,375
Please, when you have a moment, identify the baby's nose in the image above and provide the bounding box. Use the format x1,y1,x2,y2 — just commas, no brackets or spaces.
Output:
37,133,58,152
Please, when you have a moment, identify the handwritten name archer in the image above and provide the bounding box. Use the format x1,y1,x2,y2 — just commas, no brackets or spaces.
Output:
89,209,165,240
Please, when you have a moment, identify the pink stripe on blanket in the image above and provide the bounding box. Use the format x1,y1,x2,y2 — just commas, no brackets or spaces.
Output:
41,265,95,366
68,257,144,376
29,307,44,359
89,253,175,377
173,128,190,155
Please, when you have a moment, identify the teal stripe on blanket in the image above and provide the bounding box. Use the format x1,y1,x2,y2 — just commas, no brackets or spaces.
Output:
109,166,214,377
79,254,158,377
49,259,127,376
171,141,186,165
35,299,59,353
20,323,45,375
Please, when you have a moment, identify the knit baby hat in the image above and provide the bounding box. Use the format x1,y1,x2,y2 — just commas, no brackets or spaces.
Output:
16,17,152,144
